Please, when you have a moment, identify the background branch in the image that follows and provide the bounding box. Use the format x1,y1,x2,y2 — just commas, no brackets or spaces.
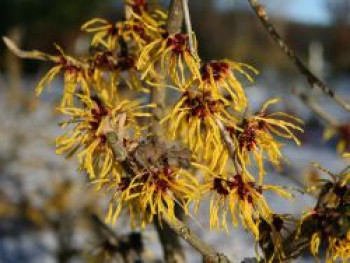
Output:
247,0,350,113
293,89,339,127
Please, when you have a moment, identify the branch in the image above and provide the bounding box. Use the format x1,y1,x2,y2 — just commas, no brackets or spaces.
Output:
2,36,86,68
90,213,121,244
293,89,339,127
215,118,242,174
2,37,52,61
150,0,184,135
181,0,242,175
154,206,186,263
167,0,184,35
162,213,231,263
181,0,195,56
90,213,144,262
247,0,350,113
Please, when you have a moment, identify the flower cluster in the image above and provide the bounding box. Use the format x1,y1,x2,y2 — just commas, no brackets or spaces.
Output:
8,0,314,260
324,123,350,154
31,0,303,234
299,165,350,262
198,166,292,238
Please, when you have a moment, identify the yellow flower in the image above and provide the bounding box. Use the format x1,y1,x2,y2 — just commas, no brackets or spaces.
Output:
137,32,200,85
324,123,350,154
104,166,199,228
326,231,350,263
310,231,321,257
161,89,236,170
122,8,167,49
81,18,121,50
88,50,146,93
35,45,89,107
56,94,152,179
257,214,295,262
82,8,165,51
126,0,148,14
200,168,292,238
230,98,303,183
308,226,350,263
199,60,258,111
299,166,350,263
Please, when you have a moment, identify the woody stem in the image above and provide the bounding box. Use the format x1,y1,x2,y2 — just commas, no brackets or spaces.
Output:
247,0,350,113
181,0,195,56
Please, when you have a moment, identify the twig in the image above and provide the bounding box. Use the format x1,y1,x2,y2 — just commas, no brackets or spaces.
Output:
162,213,231,263
90,213,120,244
167,0,184,34
294,89,339,127
150,0,184,134
2,37,52,61
154,206,186,263
90,213,144,262
181,0,242,174
215,118,242,174
2,36,87,68
247,0,350,113
181,0,195,56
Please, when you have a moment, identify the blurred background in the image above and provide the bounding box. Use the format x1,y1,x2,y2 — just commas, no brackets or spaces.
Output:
0,0,349,262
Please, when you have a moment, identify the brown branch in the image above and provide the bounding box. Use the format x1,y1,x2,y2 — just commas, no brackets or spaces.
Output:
2,36,87,68
90,213,121,243
150,0,184,136
2,37,52,61
215,118,242,174
181,0,242,176
162,213,231,263
247,0,350,113
167,0,184,35
90,213,144,262
181,0,195,56
294,89,339,127
154,206,186,263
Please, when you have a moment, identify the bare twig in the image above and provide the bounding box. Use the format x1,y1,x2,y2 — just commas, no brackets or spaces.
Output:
162,213,231,263
90,213,121,243
181,0,242,175
2,36,87,69
150,0,184,133
294,90,339,127
2,37,52,61
247,0,350,113
91,213,144,262
181,0,195,56
154,206,186,263
167,0,184,34
215,119,242,174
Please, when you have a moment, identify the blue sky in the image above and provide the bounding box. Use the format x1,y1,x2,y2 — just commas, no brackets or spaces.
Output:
279,0,329,24
216,0,330,25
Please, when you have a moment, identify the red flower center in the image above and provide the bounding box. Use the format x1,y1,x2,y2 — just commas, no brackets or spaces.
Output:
201,61,229,82
166,33,189,54
183,91,223,119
